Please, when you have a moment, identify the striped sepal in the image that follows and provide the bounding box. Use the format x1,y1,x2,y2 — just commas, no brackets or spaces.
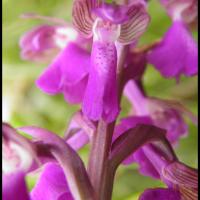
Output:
72,0,101,38
163,162,198,200
179,186,198,200
118,4,150,44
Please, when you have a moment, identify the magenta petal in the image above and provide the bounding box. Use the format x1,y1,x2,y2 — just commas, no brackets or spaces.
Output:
139,188,181,200
147,20,198,78
31,163,73,200
36,42,90,104
62,76,88,103
3,171,30,200
36,61,62,94
82,41,119,122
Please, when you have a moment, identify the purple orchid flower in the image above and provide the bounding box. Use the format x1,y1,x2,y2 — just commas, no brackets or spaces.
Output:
147,20,198,79
20,13,90,63
146,0,198,79
119,80,197,179
124,80,197,144
112,115,198,199
20,14,93,104
72,0,150,122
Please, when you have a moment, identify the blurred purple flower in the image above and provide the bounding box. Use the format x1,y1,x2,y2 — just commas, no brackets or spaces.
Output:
147,21,197,79
19,13,90,63
121,81,197,179
160,0,197,25
20,25,83,63
124,81,195,144
73,0,150,122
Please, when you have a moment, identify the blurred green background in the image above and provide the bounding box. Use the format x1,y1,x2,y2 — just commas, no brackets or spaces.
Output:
3,0,198,199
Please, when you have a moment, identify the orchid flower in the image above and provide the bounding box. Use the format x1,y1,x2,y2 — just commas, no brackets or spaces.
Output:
124,80,197,144
121,80,197,179
112,117,198,200
20,13,90,63
19,13,93,104
147,0,197,79
72,0,150,122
